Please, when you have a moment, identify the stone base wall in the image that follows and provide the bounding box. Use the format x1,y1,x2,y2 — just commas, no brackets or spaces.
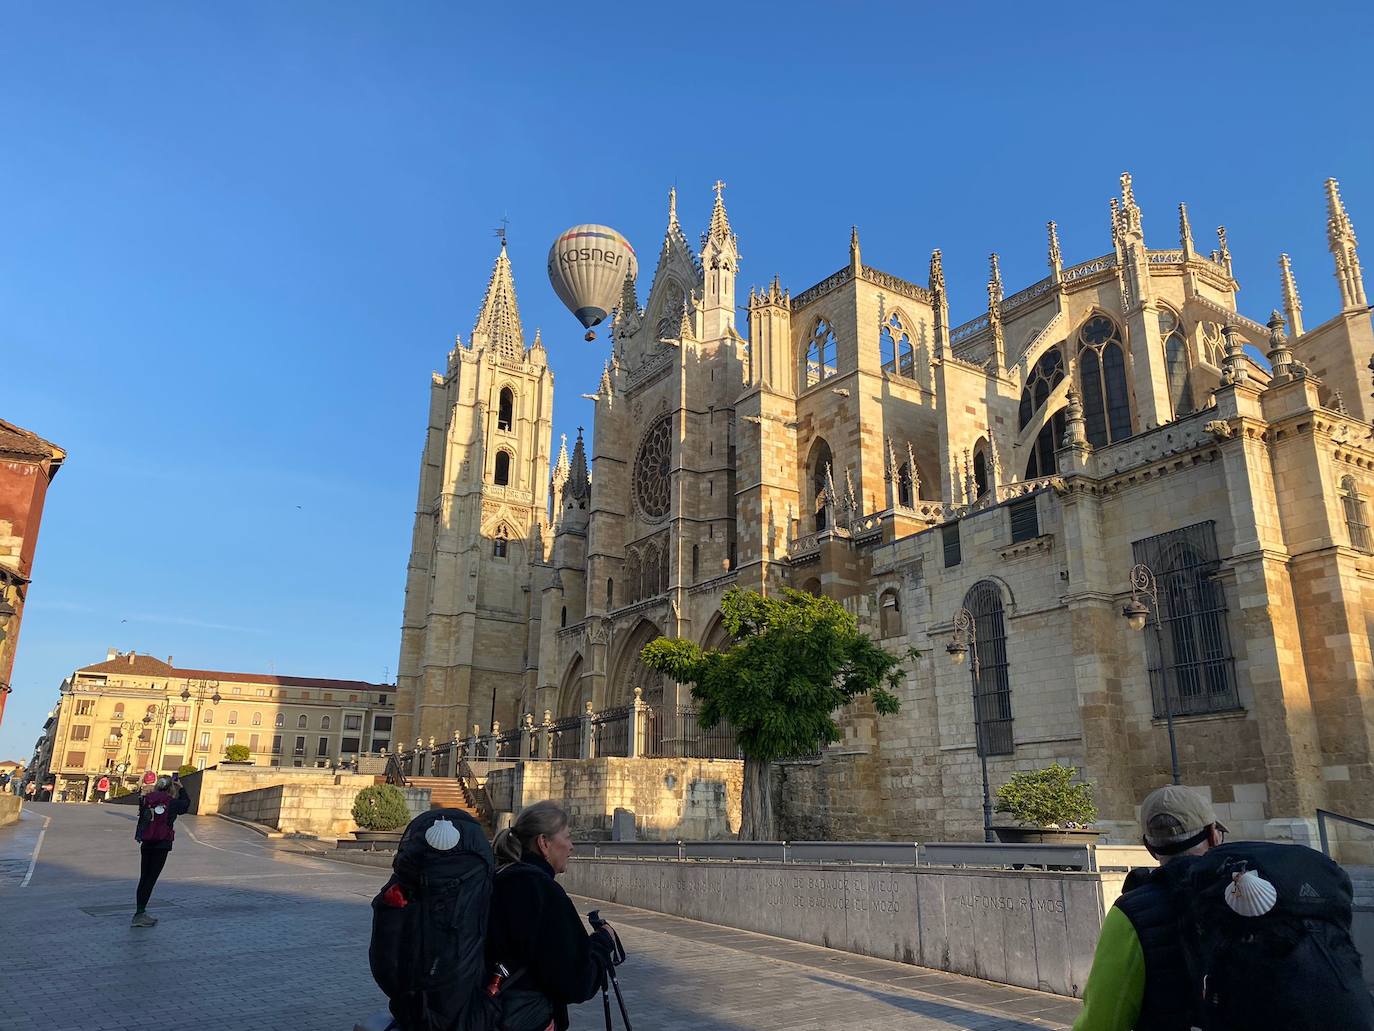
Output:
180,765,380,816
561,857,1107,997
218,783,430,837
0,794,20,828
487,758,743,841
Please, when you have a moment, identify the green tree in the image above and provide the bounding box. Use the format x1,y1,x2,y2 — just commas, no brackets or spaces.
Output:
176,764,198,778
640,587,912,840
223,744,251,763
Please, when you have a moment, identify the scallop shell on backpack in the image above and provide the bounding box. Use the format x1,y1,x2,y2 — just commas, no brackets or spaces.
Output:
1224,868,1278,917
425,817,460,851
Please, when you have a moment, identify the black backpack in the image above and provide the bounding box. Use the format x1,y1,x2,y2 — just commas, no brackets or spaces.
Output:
1168,841,1374,1030
368,810,556,1031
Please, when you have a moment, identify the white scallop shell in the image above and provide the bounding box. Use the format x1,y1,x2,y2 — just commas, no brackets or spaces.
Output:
153,805,166,815
425,817,460,851
1224,869,1278,917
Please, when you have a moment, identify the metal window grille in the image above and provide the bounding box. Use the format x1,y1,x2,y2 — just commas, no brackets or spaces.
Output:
942,523,962,568
1008,498,1039,543
966,581,1014,756
1132,521,1240,718
591,706,631,757
1343,489,1371,552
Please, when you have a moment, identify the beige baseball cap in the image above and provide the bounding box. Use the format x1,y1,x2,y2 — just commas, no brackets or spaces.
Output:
1139,785,1228,850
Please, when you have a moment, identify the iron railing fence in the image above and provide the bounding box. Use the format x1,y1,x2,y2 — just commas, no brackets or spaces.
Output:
592,706,631,757
550,715,583,759
677,706,742,759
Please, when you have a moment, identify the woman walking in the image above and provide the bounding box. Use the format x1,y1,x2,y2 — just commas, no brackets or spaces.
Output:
132,775,190,927
487,801,615,1031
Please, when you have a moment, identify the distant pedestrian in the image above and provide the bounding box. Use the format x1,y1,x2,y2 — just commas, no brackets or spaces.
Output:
1074,784,1374,1030
25,781,36,801
131,775,190,927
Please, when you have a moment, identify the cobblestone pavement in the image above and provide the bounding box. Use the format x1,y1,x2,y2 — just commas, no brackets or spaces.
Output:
1,803,1080,1031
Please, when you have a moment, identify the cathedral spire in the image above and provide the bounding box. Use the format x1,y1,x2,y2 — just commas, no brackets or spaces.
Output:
472,241,525,359
1326,177,1367,309
928,248,945,294
614,269,641,339
1279,253,1304,336
1178,203,1194,259
564,427,590,502
668,185,679,231
850,225,862,273
707,179,733,244
1047,221,1062,277
1214,226,1233,280
1119,172,1143,239
554,433,570,479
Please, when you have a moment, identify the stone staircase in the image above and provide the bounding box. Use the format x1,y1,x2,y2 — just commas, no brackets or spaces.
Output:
407,776,483,823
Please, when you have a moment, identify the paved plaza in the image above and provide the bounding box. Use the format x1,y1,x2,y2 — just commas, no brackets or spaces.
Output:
0,803,1080,1030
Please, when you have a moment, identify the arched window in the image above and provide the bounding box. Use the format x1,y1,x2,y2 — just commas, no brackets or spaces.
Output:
274,713,284,728
802,577,822,597
494,450,512,486
1076,316,1132,447
625,552,640,604
643,542,660,597
1159,311,1193,418
560,606,568,628
320,715,331,731
297,714,308,729
228,710,238,725
880,589,903,638
803,318,839,388
880,313,915,378
973,448,989,499
1019,348,1066,431
203,709,213,724
1199,322,1225,366
497,388,514,432
965,581,1013,756
251,712,261,726
112,706,124,720
146,704,157,717
1342,476,1371,552
896,463,914,507
691,544,700,581
1024,410,1067,480
493,525,509,559
606,578,614,608
808,438,834,531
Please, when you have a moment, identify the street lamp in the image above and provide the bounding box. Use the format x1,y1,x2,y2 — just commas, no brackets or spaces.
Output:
949,606,994,843
1123,563,1182,785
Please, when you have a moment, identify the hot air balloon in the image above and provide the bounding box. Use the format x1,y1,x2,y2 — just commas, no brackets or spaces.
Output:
547,225,637,341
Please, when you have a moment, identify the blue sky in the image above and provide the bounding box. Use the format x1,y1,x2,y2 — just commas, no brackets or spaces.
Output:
1,2,1370,760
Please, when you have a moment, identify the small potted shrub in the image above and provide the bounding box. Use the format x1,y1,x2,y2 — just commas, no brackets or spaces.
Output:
351,784,411,846
992,762,1101,844
222,744,252,765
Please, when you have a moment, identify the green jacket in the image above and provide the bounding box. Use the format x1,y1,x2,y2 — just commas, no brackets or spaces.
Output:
1073,906,1146,1031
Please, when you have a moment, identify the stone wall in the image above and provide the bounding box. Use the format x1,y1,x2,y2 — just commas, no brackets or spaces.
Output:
487,758,743,840
218,783,430,837
561,857,1107,997
180,765,381,816
0,794,20,828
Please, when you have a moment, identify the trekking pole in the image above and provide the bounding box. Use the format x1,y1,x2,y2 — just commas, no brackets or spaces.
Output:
588,910,632,1031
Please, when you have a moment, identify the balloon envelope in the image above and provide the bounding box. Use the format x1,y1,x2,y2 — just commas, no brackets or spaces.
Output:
547,225,637,337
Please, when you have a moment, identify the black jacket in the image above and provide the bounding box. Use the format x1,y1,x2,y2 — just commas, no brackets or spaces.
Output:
486,854,605,1031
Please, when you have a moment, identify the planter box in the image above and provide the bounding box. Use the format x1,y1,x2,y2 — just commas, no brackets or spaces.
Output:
351,829,404,847
993,826,1103,846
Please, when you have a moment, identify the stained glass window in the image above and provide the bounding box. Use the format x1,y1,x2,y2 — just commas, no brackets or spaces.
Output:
1077,316,1132,447
804,319,839,388
633,416,673,519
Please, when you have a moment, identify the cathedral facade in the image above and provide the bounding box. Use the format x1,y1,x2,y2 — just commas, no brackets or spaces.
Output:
395,175,1374,846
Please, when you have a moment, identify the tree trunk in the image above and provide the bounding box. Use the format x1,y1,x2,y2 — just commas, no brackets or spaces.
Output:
739,755,775,840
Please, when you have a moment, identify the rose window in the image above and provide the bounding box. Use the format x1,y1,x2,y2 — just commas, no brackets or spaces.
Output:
634,416,672,519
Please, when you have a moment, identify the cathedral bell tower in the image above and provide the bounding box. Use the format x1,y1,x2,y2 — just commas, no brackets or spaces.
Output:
698,180,739,341
394,240,554,747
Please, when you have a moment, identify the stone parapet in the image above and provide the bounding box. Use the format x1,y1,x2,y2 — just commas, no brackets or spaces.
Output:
181,765,382,816
217,782,430,838
561,857,1108,997
0,794,20,828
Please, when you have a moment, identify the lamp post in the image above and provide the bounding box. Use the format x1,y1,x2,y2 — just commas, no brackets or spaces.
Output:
142,703,180,776
1123,563,1182,785
947,606,994,843
179,678,220,765
111,720,140,784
